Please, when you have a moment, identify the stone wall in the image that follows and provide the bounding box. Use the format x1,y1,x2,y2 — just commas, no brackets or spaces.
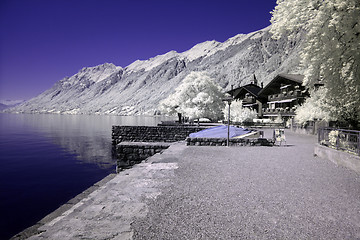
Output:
186,138,275,146
112,126,206,145
115,142,171,171
112,126,274,172
112,125,206,171
314,143,360,174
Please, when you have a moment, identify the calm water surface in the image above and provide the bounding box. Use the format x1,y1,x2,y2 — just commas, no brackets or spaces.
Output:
0,113,170,239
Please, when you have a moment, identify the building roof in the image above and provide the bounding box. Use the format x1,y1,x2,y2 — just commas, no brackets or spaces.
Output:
277,73,304,84
258,74,304,96
241,85,262,97
227,83,263,99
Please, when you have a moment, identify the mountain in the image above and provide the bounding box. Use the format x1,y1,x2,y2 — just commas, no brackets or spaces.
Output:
0,100,25,111
6,26,304,116
0,104,7,111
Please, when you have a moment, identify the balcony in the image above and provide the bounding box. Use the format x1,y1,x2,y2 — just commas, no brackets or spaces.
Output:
262,108,296,116
268,90,301,101
242,96,256,104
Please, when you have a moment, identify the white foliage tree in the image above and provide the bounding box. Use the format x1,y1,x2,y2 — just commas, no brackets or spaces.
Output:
271,0,360,127
223,100,257,123
160,71,225,121
295,87,333,124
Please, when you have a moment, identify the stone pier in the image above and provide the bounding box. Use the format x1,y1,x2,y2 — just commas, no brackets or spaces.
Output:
112,125,206,170
115,142,171,171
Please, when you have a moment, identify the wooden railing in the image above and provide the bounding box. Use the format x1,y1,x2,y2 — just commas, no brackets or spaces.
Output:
268,91,301,101
263,108,295,115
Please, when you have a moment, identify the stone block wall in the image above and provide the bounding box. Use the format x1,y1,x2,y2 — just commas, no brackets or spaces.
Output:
186,138,275,146
116,142,171,171
112,125,206,171
112,126,206,145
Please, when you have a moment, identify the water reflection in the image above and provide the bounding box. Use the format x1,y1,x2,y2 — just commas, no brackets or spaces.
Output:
6,114,171,168
0,113,174,239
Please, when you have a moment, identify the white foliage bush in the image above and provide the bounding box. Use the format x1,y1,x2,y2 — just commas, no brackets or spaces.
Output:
295,88,333,125
159,71,225,121
273,115,283,124
223,100,257,123
328,130,339,147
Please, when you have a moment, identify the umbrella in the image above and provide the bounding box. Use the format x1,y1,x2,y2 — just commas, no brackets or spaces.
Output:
189,125,251,138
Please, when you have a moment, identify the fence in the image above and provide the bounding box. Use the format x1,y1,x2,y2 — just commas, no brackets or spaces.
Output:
318,128,360,156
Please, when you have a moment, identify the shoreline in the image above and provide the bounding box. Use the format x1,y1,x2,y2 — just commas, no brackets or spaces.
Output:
11,173,117,239
11,129,360,239
13,141,183,239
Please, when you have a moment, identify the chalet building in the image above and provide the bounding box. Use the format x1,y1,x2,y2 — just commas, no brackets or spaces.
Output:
227,73,309,120
259,74,308,119
227,75,265,117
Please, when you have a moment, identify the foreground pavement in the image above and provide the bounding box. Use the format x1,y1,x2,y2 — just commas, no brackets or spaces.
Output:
25,147,181,239
26,130,360,239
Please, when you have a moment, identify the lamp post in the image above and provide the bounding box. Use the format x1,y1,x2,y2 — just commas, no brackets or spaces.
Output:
222,95,234,147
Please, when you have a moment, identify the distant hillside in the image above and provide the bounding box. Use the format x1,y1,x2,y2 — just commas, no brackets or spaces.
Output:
0,100,25,111
7,26,304,115
0,103,8,111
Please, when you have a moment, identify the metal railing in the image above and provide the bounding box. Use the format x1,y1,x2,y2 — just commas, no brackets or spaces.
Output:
318,128,360,156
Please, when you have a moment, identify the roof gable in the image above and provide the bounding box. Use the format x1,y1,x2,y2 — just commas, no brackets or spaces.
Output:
258,74,304,96
227,83,263,99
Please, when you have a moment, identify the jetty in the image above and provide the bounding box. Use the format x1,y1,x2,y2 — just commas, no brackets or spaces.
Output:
15,129,360,239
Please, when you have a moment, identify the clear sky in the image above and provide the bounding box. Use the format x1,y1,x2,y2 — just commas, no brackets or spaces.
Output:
0,0,277,101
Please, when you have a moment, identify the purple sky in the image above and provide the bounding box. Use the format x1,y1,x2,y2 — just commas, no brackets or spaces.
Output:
0,0,277,100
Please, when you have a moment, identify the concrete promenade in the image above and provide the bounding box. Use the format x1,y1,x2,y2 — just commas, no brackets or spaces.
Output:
25,130,360,239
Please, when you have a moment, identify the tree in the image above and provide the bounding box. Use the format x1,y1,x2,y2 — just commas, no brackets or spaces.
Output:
295,87,333,124
271,0,360,128
223,100,257,123
159,71,225,121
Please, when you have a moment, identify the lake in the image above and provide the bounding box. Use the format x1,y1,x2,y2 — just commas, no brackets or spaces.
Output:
0,113,172,239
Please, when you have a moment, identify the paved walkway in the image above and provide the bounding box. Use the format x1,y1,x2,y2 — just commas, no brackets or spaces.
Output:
26,130,360,239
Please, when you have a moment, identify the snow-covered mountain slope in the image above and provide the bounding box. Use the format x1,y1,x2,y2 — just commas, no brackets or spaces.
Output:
7,26,304,115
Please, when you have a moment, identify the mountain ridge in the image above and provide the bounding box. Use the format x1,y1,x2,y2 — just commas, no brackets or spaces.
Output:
6,26,304,116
